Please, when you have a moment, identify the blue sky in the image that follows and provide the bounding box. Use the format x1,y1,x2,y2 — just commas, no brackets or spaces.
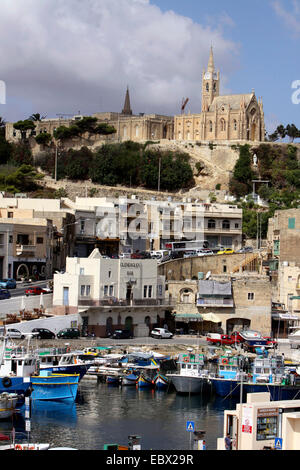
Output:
153,0,300,133
0,0,299,134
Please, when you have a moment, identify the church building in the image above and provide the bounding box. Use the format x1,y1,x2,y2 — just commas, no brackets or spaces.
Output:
174,47,265,142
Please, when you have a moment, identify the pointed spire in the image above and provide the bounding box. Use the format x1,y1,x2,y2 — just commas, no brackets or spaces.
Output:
122,86,132,115
207,46,215,74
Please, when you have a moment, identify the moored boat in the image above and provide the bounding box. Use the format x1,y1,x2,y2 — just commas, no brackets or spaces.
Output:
0,392,18,420
30,371,80,401
167,351,209,394
154,373,169,390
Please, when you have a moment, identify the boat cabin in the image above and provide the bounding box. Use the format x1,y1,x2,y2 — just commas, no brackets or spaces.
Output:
251,356,285,384
177,353,207,377
217,356,244,380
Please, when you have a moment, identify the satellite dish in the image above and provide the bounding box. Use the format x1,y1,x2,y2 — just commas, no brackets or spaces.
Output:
205,271,211,280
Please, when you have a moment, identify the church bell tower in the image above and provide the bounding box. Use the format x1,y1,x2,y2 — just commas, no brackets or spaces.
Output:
201,47,220,111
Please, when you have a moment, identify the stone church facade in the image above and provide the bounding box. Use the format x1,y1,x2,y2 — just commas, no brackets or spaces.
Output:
174,48,265,143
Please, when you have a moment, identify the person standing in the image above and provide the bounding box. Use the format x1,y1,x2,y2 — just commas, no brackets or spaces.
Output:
225,434,231,450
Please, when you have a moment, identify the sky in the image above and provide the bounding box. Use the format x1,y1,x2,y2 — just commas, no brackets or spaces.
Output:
0,0,299,134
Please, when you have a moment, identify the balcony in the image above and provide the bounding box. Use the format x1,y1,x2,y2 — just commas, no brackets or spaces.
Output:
197,297,234,308
78,297,174,307
16,244,36,256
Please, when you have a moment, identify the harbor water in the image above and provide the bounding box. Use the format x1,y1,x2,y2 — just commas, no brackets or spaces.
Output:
0,378,239,450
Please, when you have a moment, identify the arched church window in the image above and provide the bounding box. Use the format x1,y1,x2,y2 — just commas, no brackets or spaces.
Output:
220,119,226,132
209,121,213,132
233,120,237,131
206,83,209,91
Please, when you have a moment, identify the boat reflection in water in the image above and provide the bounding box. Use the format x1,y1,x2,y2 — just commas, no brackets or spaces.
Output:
29,400,78,427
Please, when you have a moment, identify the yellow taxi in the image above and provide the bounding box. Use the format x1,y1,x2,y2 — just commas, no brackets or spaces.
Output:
217,248,235,255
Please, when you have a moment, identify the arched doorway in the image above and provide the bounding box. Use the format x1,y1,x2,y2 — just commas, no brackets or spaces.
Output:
106,317,113,336
125,316,133,333
226,318,251,335
16,263,29,280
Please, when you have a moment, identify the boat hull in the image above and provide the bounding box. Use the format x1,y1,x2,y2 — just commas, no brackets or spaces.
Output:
31,374,79,401
210,378,300,401
0,377,32,404
137,375,153,389
154,375,169,390
169,375,209,394
121,374,138,386
41,364,91,381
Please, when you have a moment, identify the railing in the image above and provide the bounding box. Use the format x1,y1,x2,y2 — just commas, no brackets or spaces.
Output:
78,297,174,307
16,244,36,255
197,298,234,307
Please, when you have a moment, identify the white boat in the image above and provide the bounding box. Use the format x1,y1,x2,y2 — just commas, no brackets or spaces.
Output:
0,392,18,420
0,443,50,451
167,351,209,394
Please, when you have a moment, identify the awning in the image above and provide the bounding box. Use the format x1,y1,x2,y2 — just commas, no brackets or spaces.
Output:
272,313,300,321
173,313,203,322
201,312,222,323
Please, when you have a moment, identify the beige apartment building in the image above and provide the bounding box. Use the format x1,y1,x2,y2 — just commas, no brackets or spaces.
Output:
52,249,173,337
0,215,53,280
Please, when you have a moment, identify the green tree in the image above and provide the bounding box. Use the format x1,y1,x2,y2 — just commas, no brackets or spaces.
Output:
13,120,36,140
35,132,52,146
29,113,47,121
286,124,299,142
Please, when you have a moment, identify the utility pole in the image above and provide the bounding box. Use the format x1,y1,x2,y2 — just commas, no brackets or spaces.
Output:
158,154,161,192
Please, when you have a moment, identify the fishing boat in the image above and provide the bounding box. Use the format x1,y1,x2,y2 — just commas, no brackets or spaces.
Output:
36,348,93,381
153,373,169,391
0,393,18,420
0,337,37,402
106,374,120,385
210,353,300,401
166,351,209,394
30,371,80,401
136,365,159,389
120,368,139,386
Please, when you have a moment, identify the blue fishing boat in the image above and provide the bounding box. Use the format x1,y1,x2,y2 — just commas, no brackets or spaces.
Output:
106,375,120,385
30,371,80,401
136,365,159,389
154,373,169,390
37,349,93,381
121,371,139,386
210,354,300,401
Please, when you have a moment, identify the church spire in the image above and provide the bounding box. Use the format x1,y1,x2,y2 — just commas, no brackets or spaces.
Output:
122,86,132,115
207,46,215,74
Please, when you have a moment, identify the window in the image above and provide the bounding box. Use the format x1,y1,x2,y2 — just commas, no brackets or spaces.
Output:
81,285,86,296
86,285,91,296
148,286,152,298
37,237,43,244
248,293,255,301
80,268,85,275
104,285,108,296
108,270,111,278
220,119,226,132
222,220,230,230
109,285,113,296
235,223,239,229
7,212,13,218
206,83,209,91
144,285,147,298
257,415,278,441
233,120,237,131
209,121,213,132
288,217,295,229
208,219,216,229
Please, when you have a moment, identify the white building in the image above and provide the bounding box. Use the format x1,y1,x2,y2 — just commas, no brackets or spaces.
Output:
53,249,173,337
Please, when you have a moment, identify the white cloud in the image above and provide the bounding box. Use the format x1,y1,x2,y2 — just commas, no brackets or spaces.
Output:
0,0,239,121
271,0,300,36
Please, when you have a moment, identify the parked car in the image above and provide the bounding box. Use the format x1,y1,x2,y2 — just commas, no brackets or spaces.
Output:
236,246,254,254
111,329,133,339
196,249,214,257
151,328,173,339
25,286,46,296
6,328,25,339
31,328,56,339
183,250,197,259
217,248,235,255
57,328,81,339
0,289,11,300
0,278,16,289
42,287,53,294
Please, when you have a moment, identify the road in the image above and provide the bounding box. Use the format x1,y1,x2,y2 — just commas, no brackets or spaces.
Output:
0,280,52,317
